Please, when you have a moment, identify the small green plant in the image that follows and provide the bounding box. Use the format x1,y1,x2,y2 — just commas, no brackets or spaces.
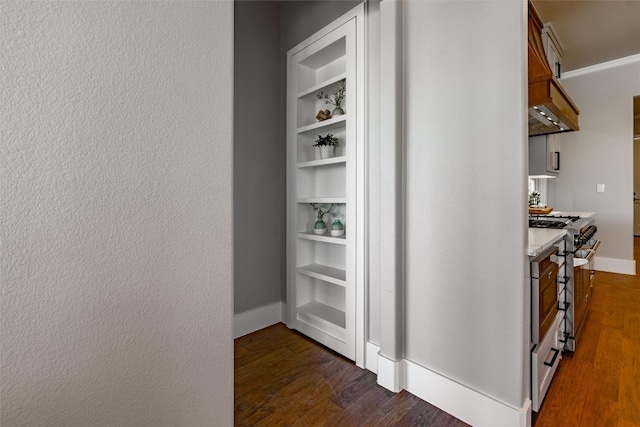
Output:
529,191,541,206
313,133,339,147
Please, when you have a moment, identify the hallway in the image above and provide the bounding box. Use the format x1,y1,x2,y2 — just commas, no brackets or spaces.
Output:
235,241,640,426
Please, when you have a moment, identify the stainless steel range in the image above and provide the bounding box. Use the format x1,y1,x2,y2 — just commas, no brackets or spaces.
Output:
529,214,600,352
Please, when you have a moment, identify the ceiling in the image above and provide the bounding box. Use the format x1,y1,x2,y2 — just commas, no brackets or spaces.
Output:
531,0,640,72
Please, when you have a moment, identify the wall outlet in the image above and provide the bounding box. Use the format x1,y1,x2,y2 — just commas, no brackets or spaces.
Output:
597,184,605,193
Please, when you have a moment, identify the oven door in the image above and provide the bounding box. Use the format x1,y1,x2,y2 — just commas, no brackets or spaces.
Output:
532,311,563,411
532,261,559,344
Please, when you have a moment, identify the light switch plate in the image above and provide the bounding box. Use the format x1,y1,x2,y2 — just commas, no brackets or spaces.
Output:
597,184,605,193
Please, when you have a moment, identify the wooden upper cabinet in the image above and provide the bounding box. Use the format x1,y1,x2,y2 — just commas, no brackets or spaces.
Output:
528,2,553,84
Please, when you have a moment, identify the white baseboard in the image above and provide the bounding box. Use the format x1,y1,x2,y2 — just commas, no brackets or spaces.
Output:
366,341,380,374
234,302,283,339
595,256,635,275
377,353,405,392
405,360,531,427
368,342,531,427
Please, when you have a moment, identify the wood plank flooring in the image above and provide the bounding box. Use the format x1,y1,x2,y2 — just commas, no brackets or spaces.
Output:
533,238,640,427
234,325,468,426
236,238,640,426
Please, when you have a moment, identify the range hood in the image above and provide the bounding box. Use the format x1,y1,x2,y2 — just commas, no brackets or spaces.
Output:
528,2,579,136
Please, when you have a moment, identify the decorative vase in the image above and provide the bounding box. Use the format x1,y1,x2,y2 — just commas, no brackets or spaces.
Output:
319,146,334,159
314,219,327,234
315,146,323,160
330,220,344,237
332,106,344,116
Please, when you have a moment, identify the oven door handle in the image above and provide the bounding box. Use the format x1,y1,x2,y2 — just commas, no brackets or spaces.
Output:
544,348,560,367
578,240,600,259
587,240,600,279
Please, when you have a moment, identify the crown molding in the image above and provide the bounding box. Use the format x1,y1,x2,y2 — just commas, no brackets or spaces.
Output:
562,54,640,79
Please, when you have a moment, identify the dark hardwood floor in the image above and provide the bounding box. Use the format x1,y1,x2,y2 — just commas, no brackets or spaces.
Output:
236,239,640,427
234,325,468,426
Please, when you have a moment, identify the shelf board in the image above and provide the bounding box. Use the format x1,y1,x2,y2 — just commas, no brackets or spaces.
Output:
297,115,346,135
297,263,346,286
298,36,346,70
297,232,347,245
297,301,346,329
297,156,346,168
297,73,347,99
297,197,347,204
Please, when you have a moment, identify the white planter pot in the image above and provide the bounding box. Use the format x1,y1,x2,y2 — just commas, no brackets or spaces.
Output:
320,146,334,159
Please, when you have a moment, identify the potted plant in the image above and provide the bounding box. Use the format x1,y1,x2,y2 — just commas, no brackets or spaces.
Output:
529,191,541,206
313,133,339,159
310,203,335,235
316,79,346,116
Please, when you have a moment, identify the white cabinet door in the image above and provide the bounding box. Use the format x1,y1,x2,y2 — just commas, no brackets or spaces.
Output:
546,134,561,174
529,135,560,177
542,23,562,79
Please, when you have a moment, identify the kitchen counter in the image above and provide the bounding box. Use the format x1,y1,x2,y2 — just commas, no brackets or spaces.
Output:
527,211,595,257
542,210,595,220
528,228,566,257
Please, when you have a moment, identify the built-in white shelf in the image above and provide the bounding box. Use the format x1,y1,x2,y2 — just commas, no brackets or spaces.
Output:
297,263,346,286
297,301,346,329
297,115,347,134
297,232,347,245
297,73,347,99
297,156,347,168
287,4,363,362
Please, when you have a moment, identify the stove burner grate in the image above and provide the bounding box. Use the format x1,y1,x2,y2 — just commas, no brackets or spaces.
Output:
528,215,582,230
529,219,568,229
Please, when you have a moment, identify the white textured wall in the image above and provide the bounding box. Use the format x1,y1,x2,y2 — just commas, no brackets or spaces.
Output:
403,0,529,407
550,60,640,269
1,2,234,426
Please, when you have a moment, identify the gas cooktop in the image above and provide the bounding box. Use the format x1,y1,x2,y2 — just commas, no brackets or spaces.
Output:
528,215,580,229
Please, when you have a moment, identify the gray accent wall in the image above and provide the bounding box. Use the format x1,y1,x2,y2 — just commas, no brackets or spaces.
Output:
280,1,362,51
234,1,284,314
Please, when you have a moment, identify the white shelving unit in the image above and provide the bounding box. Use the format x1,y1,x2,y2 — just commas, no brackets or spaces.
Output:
286,5,364,362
